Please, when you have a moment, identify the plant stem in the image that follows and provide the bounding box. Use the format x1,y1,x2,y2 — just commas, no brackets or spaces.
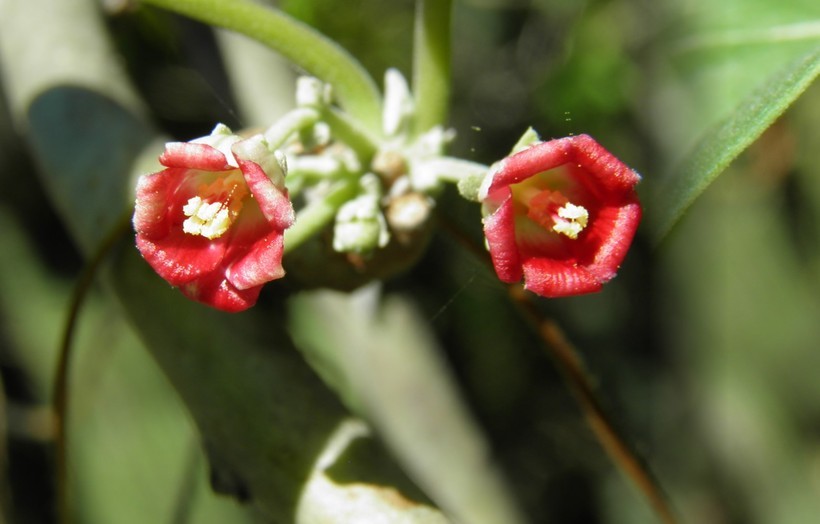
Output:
320,106,380,163
141,0,383,134
509,289,680,524
53,211,132,524
412,0,453,136
263,107,320,149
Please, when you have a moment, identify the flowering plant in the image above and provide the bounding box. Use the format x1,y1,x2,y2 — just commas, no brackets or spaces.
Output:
2,0,815,523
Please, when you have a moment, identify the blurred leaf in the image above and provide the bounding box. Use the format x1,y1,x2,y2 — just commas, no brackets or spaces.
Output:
646,0,819,240
0,0,154,253
650,45,819,240
660,155,820,523
289,287,528,524
412,0,452,135
0,210,257,524
0,0,145,125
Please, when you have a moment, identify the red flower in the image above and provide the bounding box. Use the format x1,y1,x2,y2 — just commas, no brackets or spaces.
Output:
133,125,294,312
481,134,641,297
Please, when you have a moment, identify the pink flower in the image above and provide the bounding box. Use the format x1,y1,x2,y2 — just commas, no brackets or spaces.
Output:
133,125,295,312
481,134,641,297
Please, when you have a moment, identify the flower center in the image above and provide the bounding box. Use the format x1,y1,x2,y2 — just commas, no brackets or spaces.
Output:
552,202,589,239
182,173,249,239
526,190,589,240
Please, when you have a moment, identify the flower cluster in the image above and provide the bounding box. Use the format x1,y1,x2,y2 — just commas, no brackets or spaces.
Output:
133,75,641,311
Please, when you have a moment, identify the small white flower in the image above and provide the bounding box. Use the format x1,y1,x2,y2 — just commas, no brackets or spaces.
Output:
332,174,391,253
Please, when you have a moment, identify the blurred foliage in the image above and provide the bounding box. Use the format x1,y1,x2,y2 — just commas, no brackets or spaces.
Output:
0,0,818,523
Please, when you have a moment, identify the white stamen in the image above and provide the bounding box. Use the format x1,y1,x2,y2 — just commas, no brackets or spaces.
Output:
183,197,233,239
552,202,589,239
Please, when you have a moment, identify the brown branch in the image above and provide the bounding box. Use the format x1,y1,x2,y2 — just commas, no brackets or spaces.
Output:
439,210,678,524
508,287,679,524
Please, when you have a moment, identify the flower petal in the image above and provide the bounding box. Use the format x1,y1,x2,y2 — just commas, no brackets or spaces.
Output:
571,134,642,198
179,270,262,313
482,190,523,284
226,228,286,290
485,139,571,194
133,168,177,240
585,202,642,282
160,142,234,171
237,157,294,230
521,257,602,297
136,230,228,286
232,135,294,230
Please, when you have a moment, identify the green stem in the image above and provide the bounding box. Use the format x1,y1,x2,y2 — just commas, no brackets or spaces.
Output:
283,178,359,253
263,107,321,149
141,0,383,134
320,106,380,163
412,0,453,136
263,105,378,161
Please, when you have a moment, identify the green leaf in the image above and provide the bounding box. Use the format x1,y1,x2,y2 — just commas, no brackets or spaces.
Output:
289,287,527,524
650,45,820,241
661,154,820,522
644,0,820,241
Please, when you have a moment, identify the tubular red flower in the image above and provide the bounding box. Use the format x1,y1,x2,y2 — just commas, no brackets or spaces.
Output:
480,134,641,297
133,126,294,312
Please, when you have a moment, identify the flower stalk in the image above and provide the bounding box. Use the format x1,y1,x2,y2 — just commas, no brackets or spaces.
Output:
439,210,677,524
263,107,321,150
509,288,680,524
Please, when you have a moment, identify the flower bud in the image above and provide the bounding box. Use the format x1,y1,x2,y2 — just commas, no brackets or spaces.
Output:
296,76,332,108
332,174,390,254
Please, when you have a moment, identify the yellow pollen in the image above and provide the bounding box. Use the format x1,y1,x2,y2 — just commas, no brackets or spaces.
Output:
182,175,248,239
552,202,589,239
